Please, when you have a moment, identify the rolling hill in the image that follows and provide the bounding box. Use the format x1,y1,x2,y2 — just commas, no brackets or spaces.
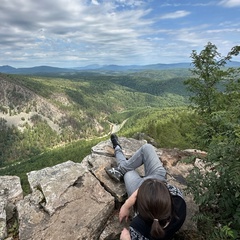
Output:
0,69,191,165
0,62,193,74
1,61,240,74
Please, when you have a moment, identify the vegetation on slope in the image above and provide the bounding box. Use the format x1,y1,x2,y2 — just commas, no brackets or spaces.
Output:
113,107,196,149
0,107,196,194
0,68,196,194
0,69,190,165
0,138,99,194
185,43,240,239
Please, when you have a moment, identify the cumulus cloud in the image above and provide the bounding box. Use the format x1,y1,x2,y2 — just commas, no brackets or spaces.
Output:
0,0,155,66
0,0,239,67
219,0,240,7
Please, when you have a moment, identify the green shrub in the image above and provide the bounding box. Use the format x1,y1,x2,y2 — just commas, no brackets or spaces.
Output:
185,43,240,239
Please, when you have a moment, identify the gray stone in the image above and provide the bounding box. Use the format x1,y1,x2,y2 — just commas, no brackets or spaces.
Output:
0,176,23,240
88,138,198,237
26,161,89,215
99,210,125,240
17,161,115,240
0,197,7,240
0,176,23,204
0,138,202,239
83,138,147,203
91,137,147,159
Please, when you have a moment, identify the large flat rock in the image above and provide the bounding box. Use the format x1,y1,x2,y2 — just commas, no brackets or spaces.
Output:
17,161,115,240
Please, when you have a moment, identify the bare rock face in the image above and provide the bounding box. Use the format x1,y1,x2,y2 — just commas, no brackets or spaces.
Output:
0,137,204,239
17,161,114,240
83,137,147,203
83,137,200,239
0,77,66,132
0,176,23,240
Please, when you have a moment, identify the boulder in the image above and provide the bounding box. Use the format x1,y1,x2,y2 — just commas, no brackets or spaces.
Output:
0,176,23,240
0,137,202,239
84,137,199,239
17,161,114,240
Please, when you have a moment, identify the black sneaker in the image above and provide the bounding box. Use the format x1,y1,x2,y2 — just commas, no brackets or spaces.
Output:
110,134,122,149
105,167,124,182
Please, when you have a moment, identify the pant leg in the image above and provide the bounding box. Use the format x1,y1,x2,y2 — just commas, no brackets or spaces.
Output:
114,143,167,195
124,170,144,196
115,144,166,178
140,144,166,181
114,145,144,174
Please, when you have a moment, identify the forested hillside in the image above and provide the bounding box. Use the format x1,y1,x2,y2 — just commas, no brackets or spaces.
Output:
0,69,191,166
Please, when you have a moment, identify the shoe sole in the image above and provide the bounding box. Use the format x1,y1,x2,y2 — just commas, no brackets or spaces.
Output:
105,168,123,182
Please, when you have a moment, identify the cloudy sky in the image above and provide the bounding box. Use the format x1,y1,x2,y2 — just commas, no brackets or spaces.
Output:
0,0,240,68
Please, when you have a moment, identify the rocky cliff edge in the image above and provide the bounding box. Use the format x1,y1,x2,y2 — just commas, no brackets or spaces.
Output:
0,137,206,240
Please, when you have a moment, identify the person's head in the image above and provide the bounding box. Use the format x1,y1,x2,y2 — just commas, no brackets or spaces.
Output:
135,179,172,238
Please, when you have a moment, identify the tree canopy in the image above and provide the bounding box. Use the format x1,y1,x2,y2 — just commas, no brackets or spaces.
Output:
185,42,240,239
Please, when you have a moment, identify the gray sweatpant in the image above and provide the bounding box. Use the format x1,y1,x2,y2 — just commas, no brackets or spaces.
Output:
115,143,166,196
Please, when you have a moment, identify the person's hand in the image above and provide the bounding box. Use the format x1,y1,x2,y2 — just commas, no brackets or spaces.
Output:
119,203,130,223
119,189,138,223
120,228,131,240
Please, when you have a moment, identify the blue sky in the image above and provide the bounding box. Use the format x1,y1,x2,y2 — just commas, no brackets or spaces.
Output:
0,0,240,68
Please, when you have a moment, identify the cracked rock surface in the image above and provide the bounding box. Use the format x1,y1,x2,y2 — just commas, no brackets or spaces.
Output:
0,137,203,239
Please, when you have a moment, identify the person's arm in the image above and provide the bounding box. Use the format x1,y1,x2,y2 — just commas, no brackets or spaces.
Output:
119,189,138,222
120,228,131,240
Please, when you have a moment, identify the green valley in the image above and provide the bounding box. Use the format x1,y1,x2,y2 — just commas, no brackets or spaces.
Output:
0,69,192,165
0,68,196,192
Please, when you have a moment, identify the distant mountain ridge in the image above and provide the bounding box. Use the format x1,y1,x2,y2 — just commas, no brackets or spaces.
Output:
0,65,74,74
1,63,192,74
0,61,239,74
74,62,193,71
0,63,190,74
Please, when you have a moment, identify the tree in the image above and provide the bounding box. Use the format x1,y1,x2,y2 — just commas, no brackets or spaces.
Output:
185,42,228,115
185,43,240,239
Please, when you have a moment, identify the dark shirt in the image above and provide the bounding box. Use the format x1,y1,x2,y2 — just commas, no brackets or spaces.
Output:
130,184,187,240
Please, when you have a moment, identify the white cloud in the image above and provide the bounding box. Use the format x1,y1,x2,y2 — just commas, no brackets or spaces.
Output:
0,0,239,67
159,2,216,7
91,0,99,5
0,0,156,67
160,10,190,20
115,0,145,7
219,0,240,7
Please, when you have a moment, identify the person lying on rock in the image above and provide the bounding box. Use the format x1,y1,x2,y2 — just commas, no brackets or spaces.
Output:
105,134,186,240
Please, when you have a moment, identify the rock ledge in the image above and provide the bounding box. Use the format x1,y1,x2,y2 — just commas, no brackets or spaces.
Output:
0,137,203,240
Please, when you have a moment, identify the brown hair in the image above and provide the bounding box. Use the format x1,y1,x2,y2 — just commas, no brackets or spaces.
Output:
134,179,172,238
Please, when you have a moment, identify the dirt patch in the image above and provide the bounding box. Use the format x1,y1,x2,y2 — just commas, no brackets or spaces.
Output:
0,112,61,133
